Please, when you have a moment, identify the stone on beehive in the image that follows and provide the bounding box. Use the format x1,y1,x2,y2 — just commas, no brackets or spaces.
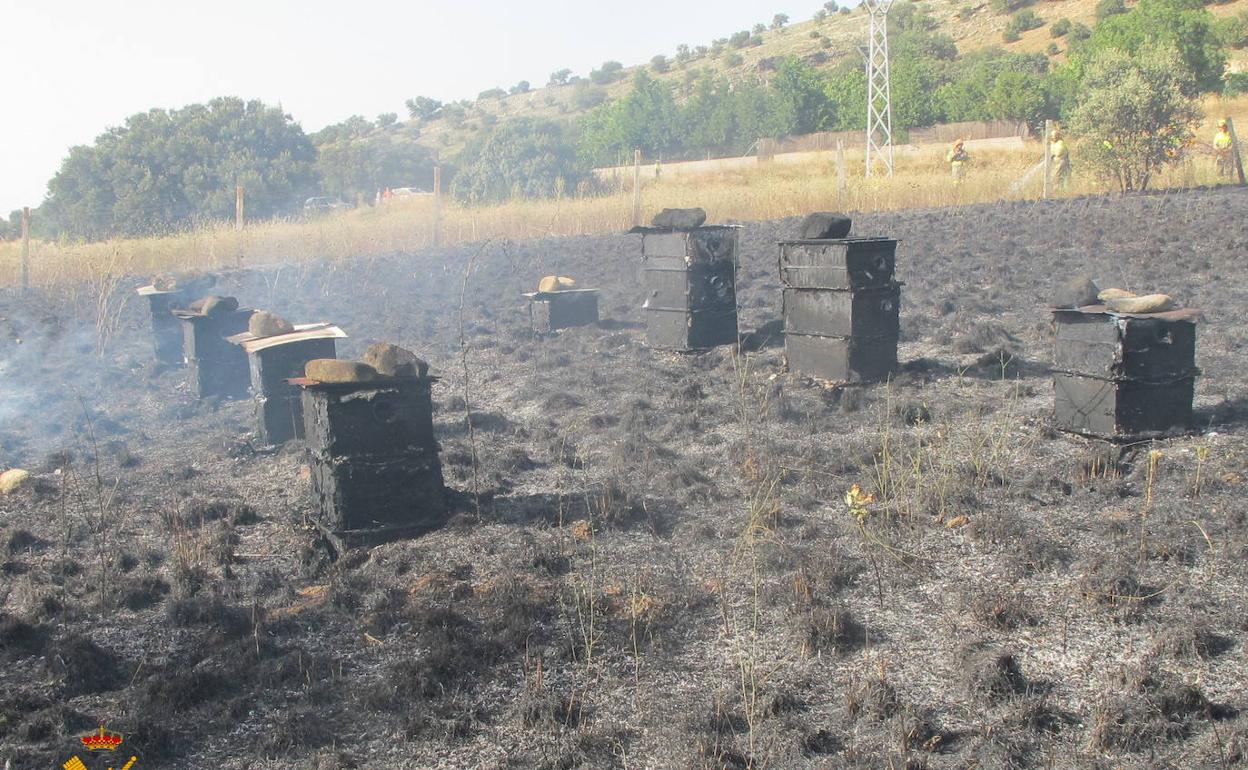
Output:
306,359,378,384
1053,275,1100,309
248,311,296,338
652,208,707,230
798,212,853,240
362,343,428,378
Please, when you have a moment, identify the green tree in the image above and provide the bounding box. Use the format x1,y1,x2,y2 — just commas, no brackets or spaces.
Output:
42,98,317,239
452,119,589,203
1068,45,1202,191
315,134,435,202
577,71,682,164
589,61,624,84
770,58,835,134
1089,0,1226,92
405,96,443,120
548,69,573,87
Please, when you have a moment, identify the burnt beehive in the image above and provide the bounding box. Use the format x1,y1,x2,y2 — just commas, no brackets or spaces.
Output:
1051,306,1201,441
137,287,188,367
232,325,347,445
778,237,897,290
176,307,255,400
640,226,739,351
298,376,447,541
526,289,600,333
778,237,901,384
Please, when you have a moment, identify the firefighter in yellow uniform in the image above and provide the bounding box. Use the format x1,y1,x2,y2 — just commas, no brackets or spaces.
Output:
1050,129,1071,189
1214,118,1234,179
946,139,970,184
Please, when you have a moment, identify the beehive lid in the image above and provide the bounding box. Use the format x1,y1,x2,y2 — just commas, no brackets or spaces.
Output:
777,236,897,246
288,374,435,392
136,284,182,296
227,323,347,353
1049,305,1205,323
522,289,599,300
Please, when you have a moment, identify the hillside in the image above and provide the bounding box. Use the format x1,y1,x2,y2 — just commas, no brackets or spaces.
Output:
398,0,1248,164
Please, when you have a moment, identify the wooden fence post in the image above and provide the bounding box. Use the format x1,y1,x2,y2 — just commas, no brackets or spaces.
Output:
20,207,30,292
235,186,244,230
433,166,443,247
1042,119,1053,200
631,149,642,228
1228,117,1246,186
836,140,847,195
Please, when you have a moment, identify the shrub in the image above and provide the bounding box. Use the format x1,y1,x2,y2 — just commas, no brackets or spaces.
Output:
729,30,753,48
509,81,530,95
1047,42,1061,55
1003,9,1045,41
1051,17,1072,37
753,23,766,34
589,61,624,85
1216,12,1248,48
824,0,839,11
1069,21,1093,41
991,0,1033,14
814,9,829,20
772,13,790,28
651,54,670,73
724,52,745,67
1095,0,1127,20
477,87,506,100
1225,72,1248,96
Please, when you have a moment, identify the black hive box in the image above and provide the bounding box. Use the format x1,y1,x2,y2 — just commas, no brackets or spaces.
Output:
137,286,188,367
526,289,600,333
1051,306,1201,441
175,307,255,400
778,237,901,384
232,325,346,445
778,237,897,291
298,376,447,543
640,226,739,350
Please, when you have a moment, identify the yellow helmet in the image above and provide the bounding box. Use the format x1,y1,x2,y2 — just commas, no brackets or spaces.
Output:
1051,129,1062,140
953,138,965,148
1218,118,1229,129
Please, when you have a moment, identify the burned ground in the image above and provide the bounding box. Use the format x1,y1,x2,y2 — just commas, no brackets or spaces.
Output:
2,185,1248,768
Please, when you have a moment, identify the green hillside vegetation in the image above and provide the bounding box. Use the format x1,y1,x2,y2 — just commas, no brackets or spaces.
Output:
13,0,1248,239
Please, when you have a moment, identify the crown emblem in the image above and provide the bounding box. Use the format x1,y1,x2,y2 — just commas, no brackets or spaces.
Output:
80,725,124,751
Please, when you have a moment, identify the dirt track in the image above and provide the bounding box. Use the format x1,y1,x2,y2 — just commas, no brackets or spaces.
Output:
2,185,1248,769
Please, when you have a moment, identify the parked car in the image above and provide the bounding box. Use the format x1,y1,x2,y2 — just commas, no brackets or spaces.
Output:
303,196,349,214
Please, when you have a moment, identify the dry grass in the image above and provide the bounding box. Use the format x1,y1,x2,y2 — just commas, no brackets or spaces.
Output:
2,99,1245,289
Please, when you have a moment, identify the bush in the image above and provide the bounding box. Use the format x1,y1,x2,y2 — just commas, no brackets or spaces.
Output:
1051,17,1072,37
1003,9,1045,41
753,23,766,34
1047,42,1061,55
570,83,607,110
991,0,1034,14
724,52,745,67
651,54,670,73
1225,72,1248,96
477,87,506,100
730,30,753,48
1069,21,1093,41
1216,12,1248,48
589,61,624,85
772,13,790,28
450,118,590,204
1096,0,1127,20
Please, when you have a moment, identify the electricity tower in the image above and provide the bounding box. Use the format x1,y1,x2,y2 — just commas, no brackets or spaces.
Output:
864,0,895,177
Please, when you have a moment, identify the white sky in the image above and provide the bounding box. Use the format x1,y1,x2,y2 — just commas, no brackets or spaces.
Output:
0,0,826,214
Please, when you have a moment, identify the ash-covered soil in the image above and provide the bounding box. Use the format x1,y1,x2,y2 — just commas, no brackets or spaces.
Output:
3,186,1248,769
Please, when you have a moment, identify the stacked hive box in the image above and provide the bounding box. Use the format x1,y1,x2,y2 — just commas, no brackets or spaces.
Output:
136,286,188,367
778,237,901,383
640,226,739,350
525,289,600,333
298,375,447,545
1051,306,1201,440
231,325,347,445
175,306,255,400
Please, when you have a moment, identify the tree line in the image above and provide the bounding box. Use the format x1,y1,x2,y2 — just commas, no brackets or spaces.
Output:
13,0,1237,239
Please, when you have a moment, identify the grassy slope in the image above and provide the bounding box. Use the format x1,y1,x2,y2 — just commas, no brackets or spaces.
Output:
406,0,1248,163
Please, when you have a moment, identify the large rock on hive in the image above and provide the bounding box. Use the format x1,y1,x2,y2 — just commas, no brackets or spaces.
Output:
1053,275,1100,309
362,343,428,378
248,311,295,338
1106,294,1176,314
799,212,853,240
537,276,577,293
305,359,378,384
189,295,239,317
652,208,707,230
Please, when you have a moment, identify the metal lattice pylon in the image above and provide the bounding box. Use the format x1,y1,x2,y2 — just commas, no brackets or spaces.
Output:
864,0,895,177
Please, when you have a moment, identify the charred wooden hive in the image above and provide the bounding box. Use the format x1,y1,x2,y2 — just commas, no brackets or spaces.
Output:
525,289,600,333
1051,306,1201,441
640,226,739,350
778,237,901,383
137,287,188,367
231,325,346,445
297,376,447,544
175,307,254,400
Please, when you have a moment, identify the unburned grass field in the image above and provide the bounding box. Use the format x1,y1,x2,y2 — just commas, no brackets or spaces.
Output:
1,185,1248,768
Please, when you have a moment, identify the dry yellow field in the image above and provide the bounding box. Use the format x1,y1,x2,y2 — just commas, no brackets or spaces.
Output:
2,97,1244,290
